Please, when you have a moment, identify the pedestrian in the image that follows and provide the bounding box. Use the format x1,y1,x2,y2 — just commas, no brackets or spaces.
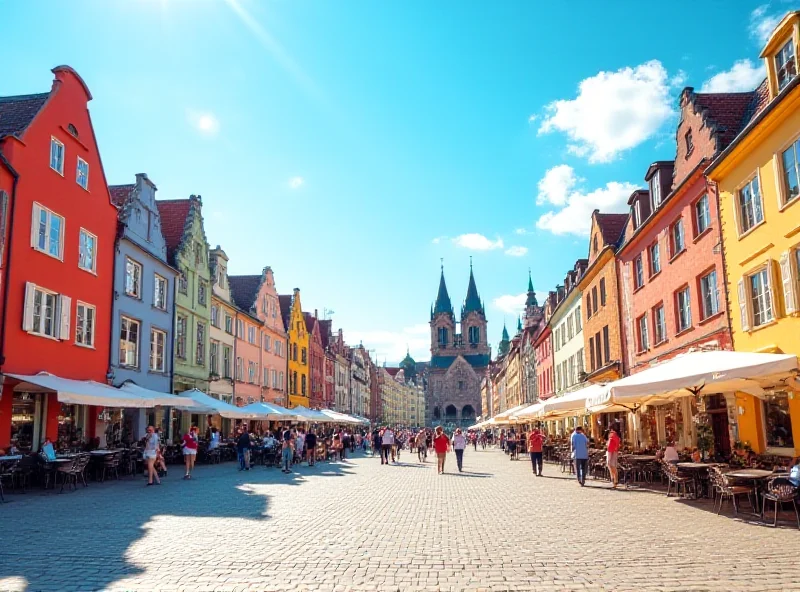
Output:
471,432,477,451
372,429,381,457
281,426,294,473
305,429,317,466
433,426,450,475
381,426,395,464
528,426,545,476
607,424,621,489
296,428,306,464
182,425,199,480
143,425,161,486
570,426,590,486
452,428,466,472
237,425,252,471
415,429,427,462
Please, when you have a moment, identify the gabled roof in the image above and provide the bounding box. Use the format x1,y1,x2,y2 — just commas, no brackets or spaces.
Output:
278,295,293,332
319,319,332,350
385,367,401,377
108,184,135,208
0,93,49,138
228,274,261,312
303,312,317,333
689,81,769,152
595,213,628,246
155,199,193,264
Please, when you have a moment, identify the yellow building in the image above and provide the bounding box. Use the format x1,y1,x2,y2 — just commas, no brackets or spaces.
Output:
280,288,309,408
708,11,800,456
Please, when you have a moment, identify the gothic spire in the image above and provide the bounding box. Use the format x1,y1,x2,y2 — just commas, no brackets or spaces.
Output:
525,269,538,307
462,260,484,316
517,316,523,333
432,265,454,318
498,322,511,356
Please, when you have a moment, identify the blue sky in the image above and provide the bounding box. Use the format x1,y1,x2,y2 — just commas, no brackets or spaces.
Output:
3,0,785,363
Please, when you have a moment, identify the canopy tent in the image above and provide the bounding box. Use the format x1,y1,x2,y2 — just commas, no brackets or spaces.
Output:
586,351,799,413
512,401,546,421
118,382,198,408
349,414,371,425
7,372,160,408
538,383,607,419
172,389,258,419
290,405,332,422
239,401,302,422
320,409,363,424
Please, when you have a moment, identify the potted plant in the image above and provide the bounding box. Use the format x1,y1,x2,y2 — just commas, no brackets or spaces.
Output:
694,413,714,461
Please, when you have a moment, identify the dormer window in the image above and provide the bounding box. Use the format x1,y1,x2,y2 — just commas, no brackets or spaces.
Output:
592,235,598,254
650,170,662,209
776,38,797,91
685,129,694,156
633,200,642,228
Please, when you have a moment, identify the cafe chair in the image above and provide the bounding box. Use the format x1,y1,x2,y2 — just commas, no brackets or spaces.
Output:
13,455,39,492
760,476,800,529
664,461,696,499
0,459,18,502
71,454,91,488
57,457,79,493
709,467,755,515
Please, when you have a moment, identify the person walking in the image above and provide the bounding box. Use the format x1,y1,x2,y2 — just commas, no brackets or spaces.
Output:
452,428,467,472
281,427,294,474
415,430,427,462
607,424,621,489
143,426,161,486
528,427,545,476
181,425,199,480
381,427,395,464
570,426,590,486
372,429,381,457
237,425,252,471
433,426,450,474
305,429,317,466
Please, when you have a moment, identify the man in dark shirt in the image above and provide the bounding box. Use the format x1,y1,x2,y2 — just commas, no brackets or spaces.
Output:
305,430,318,466
237,426,252,471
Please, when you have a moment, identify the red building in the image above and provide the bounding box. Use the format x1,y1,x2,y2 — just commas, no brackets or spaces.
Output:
0,67,119,450
303,312,325,409
319,318,335,409
533,325,554,401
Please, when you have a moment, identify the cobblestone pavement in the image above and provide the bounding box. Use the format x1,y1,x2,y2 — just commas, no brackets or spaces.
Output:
1,448,800,592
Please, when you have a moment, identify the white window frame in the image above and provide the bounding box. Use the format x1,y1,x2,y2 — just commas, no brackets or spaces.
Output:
695,195,710,236
637,315,649,352
75,301,96,348
124,257,143,299
735,173,765,236
31,202,65,261
178,273,188,295
777,133,800,208
676,286,692,333
211,305,219,328
634,256,644,289
176,315,188,359
120,315,141,368
50,137,65,175
672,218,685,256
649,242,661,276
650,171,662,209
210,340,220,375
263,334,271,351
150,328,167,373
700,269,720,320
153,274,167,310
749,266,775,328
78,228,97,274
23,283,65,340
198,280,208,307
248,325,256,344
196,322,206,366
76,157,89,190
776,37,797,92
653,304,666,345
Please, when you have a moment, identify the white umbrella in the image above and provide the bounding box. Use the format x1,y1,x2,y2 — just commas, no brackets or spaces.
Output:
539,383,606,419
240,402,302,421
173,389,258,419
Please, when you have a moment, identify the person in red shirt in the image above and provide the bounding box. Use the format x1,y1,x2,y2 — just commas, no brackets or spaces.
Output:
433,426,450,475
181,425,199,480
606,424,621,489
528,427,545,476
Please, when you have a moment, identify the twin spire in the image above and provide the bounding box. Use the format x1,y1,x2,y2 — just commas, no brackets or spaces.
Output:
431,260,485,320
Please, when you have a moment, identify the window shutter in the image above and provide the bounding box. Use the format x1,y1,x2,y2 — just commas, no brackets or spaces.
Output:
767,258,781,319
737,279,750,332
22,282,36,331
780,250,798,315
57,294,71,340
30,203,40,248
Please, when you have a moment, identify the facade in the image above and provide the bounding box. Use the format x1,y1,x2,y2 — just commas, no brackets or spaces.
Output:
157,196,211,397
708,11,800,456
208,247,236,435
349,345,369,417
228,268,287,405
280,289,309,408
551,261,588,396
427,265,488,427
304,312,325,409
0,66,119,450
233,307,262,406
533,325,554,401
579,211,627,383
521,273,545,403
329,329,350,413
108,175,177,440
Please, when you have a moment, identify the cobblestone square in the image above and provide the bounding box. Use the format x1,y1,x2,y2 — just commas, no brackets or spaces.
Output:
1,449,799,592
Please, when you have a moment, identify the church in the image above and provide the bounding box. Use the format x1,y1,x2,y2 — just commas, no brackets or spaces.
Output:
427,263,489,427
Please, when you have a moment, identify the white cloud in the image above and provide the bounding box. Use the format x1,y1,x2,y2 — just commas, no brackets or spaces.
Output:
749,5,783,45
288,176,304,189
452,233,504,251
527,114,538,124
505,246,528,257
493,293,526,315
514,228,528,235
187,110,220,135
537,164,580,206
535,164,636,237
538,60,675,163
700,59,766,92
348,324,430,364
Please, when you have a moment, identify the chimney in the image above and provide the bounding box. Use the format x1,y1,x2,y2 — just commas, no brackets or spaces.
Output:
315,309,318,319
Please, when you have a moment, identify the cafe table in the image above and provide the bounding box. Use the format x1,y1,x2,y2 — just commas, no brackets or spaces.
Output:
0,455,22,462
724,469,776,513
677,462,723,498
627,455,657,462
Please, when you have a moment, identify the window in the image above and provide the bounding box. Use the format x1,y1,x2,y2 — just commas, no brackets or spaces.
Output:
301,374,307,396
225,314,233,334
235,357,244,381
776,38,797,91
764,393,794,449
602,326,610,363
649,243,661,276
634,256,644,289
178,273,188,295
119,316,140,367
24,285,68,340
781,137,800,204
650,170,662,209
575,306,581,331
592,286,598,312
676,287,692,332
176,316,187,359
263,334,271,351
749,268,774,327
589,336,596,371
301,347,307,364
275,340,282,357
150,329,166,372
468,326,480,345
125,258,142,298
634,200,642,229
292,343,298,361
689,199,709,241
437,327,448,347
594,331,601,371
194,241,204,266
592,235,598,254
154,274,167,310
210,340,219,375
217,267,226,288
198,281,207,306
50,137,64,174
637,315,649,352
685,129,694,154
653,304,666,345
196,322,206,365
32,203,64,260
586,294,592,318
75,302,95,347
599,278,606,306
265,367,270,385
236,319,244,338
700,270,720,320
248,325,256,344
737,176,764,233
211,305,219,328
76,157,89,190
248,361,256,383
222,345,232,378
78,229,96,273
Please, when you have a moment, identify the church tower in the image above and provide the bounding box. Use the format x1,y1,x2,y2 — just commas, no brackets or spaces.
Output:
460,260,489,356
523,270,544,330
430,265,455,357
498,323,510,356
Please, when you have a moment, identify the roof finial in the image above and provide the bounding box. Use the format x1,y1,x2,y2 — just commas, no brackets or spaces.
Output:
470,255,473,270
440,257,444,272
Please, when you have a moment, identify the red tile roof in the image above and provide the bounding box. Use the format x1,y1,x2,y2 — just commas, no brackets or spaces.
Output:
595,213,628,246
385,367,401,377
692,79,769,152
108,184,135,208
155,199,192,264
228,275,261,312
318,319,332,350
278,295,293,332
0,93,49,138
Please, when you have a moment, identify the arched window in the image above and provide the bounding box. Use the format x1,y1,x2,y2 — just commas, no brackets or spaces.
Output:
445,405,458,420
437,327,448,347
468,326,479,345
67,123,79,138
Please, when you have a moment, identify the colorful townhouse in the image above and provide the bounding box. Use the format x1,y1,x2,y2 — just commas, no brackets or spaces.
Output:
0,66,119,450
329,329,350,413
233,304,263,407
318,318,334,409
280,289,309,408
707,11,800,457
551,260,587,397
304,312,325,409
208,246,236,430
579,212,628,384
229,267,287,406
108,174,177,440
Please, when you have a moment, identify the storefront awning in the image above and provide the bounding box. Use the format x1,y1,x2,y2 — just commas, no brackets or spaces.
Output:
539,383,607,419
172,389,258,419
291,405,332,422
512,402,546,421
118,383,198,408
6,373,159,408
320,409,365,424
586,351,799,413
239,402,302,421
491,403,530,425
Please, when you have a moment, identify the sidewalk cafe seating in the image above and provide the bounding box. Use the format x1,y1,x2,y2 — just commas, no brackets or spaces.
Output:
0,459,16,502
664,461,696,499
709,466,755,515
760,476,800,528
